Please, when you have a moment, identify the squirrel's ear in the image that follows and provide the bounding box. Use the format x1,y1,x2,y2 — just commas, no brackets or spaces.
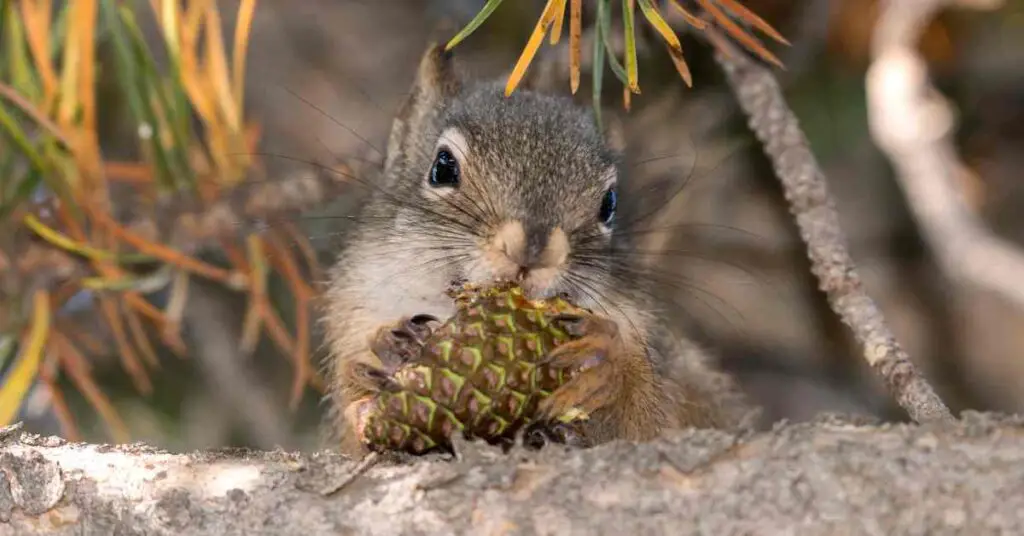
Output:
412,43,462,103
385,43,463,172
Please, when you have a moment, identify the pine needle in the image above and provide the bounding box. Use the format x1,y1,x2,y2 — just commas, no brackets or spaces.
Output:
569,0,582,94
88,205,246,287
637,0,681,53
549,0,567,45
52,331,130,443
18,0,58,104
445,0,505,51
622,0,640,94
592,0,606,128
667,42,693,87
668,0,708,30
716,0,790,44
266,233,313,410
22,213,152,264
0,291,50,426
599,0,630,86
505,0,564,97
695,0,783,68
232,0,257,123
124,302,160,370
98,294,152,395
240,234,267,355
39,362,81,442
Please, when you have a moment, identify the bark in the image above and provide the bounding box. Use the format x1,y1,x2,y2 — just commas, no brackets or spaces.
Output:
711,34,953,425
2,413,1024,535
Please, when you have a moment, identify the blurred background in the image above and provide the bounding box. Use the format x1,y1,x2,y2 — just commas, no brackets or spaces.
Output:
2,0,1024,452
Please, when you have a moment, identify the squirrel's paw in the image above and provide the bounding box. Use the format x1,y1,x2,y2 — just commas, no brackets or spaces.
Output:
369,314,441,369
520,419,589,450
536,313,628,420
346,362,401,395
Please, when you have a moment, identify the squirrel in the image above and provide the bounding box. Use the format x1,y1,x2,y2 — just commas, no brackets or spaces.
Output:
321,43,752,457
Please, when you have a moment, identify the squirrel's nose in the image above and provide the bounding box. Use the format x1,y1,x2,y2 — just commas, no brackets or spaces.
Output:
523,225,551,267
492,221,570,276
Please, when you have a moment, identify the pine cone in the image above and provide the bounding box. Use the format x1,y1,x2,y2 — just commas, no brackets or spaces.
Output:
355,282,591,454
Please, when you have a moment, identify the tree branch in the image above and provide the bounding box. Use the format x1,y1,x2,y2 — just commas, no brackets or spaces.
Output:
866,0,1024,311
3,414,1024,534
710,33,953,423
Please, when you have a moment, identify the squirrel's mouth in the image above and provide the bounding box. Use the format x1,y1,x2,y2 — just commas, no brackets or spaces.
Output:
450,273,570,303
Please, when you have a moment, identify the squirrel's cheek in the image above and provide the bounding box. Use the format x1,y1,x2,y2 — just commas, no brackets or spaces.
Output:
467,248,520,283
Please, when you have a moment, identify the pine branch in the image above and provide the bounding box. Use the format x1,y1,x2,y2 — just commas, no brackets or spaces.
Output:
866,0,1024,311
710,30,954,424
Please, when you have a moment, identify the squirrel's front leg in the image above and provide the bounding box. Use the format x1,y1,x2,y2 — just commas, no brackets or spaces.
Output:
535,313,671,445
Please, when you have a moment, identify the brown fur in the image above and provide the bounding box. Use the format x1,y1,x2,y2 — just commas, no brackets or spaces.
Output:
321,44,751,457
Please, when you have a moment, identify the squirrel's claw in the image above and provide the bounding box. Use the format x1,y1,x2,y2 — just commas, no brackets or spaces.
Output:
348,362,401,394
521,419,589,450
369,314,441,369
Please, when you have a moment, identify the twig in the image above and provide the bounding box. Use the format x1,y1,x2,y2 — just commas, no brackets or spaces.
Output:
319,452,379,496
710,31,953,424
865,0,1024,311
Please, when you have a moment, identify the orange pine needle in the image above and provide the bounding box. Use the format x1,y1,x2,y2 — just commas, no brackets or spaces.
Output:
232,0,257,126
39,350,82,442
716,0,789,44
505,0,564,96
98,295,152,395
177,39,218,134
76,0,97,137
88,206,247,288
290,291,310,408
549,0,568,45
266,233,313,408
261,304,296,356
203,4,239,131
119,291,188,358
104,161,153,184
124,303,160,370
240,234,267,354
219,238,250,271
18,0,58,104
52,331,131,443
42,377,82,442
668,0,708,30
569,0,582,94
266,234,315,299
667,43,693,87
56,320,107,357
0,81,72,148
695,0,783,68
124,294,188,356
282,222,324,285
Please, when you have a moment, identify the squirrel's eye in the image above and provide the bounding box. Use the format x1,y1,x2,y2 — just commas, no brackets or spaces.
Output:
429,150,460,188
599,187,617,225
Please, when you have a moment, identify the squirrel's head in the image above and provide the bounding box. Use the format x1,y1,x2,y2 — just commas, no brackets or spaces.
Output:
378,44,634,304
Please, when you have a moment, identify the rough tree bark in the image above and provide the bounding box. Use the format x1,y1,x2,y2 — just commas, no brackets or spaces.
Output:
710,33,953,425
2,414,1024,535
